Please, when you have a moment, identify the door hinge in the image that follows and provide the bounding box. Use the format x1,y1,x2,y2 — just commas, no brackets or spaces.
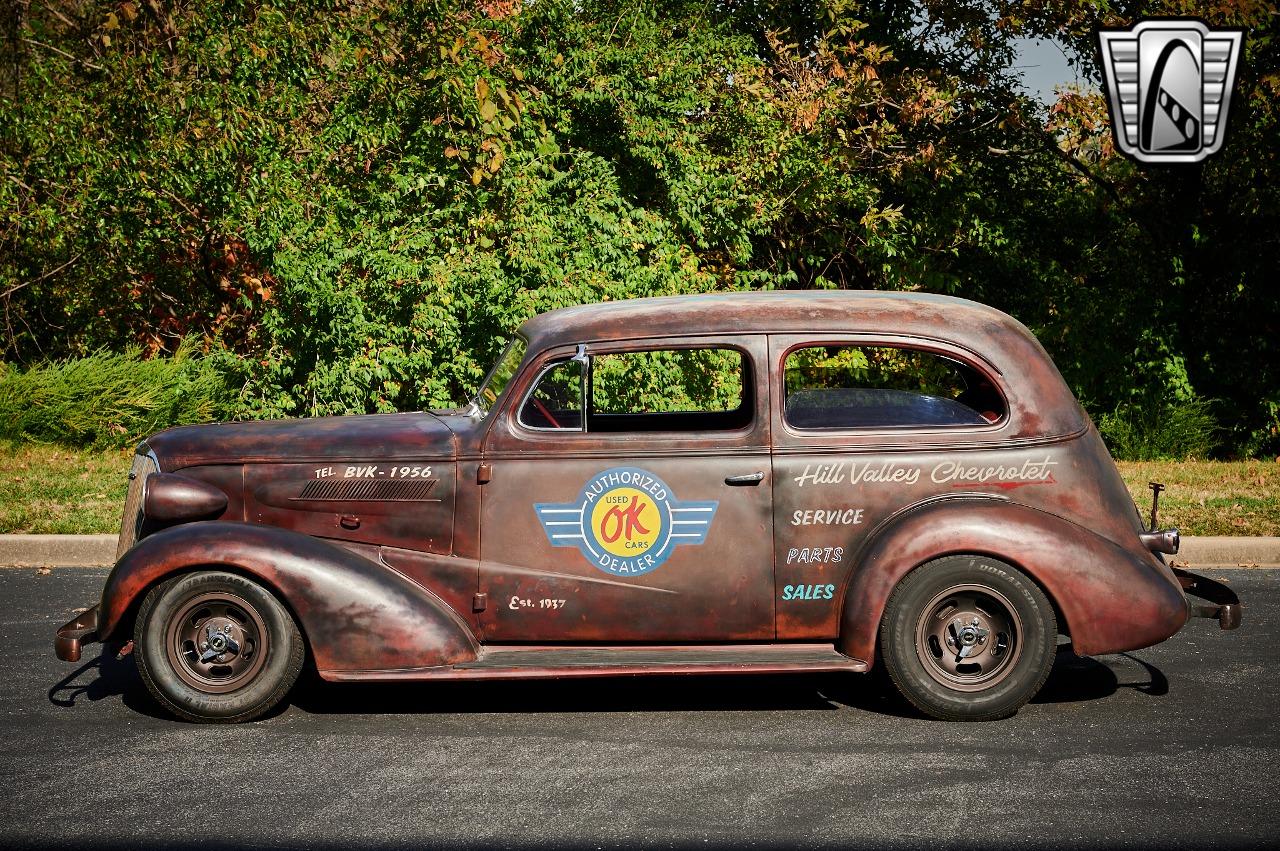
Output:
472,592,487,612
477,462,492,484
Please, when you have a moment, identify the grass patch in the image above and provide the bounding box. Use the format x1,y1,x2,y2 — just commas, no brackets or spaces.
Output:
0,446,1275,538
0,443,131,533
1117,460,1280,537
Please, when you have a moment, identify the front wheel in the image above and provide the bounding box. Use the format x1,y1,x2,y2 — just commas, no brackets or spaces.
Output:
879,555,1056,721
134,571,305,723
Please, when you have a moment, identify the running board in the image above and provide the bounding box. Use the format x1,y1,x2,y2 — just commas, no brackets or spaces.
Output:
322,644,869,682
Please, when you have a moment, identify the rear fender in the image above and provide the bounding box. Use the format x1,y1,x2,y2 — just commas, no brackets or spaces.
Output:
838,499,1187,663
99,522,478,675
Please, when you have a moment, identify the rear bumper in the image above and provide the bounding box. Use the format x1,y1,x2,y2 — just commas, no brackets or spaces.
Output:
55,605,100,662
1175,568,1242,631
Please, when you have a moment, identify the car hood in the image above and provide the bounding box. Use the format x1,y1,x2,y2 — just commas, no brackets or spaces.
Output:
146,412,458,470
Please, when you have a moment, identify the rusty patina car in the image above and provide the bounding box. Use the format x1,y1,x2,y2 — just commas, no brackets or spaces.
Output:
55,291,1240,722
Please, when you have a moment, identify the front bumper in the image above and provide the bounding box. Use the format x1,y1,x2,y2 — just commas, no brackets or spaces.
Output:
54,605,100,662
1175,568,1242,630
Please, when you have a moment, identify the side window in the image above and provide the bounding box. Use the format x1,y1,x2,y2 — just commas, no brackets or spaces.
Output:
591,348,744,416
589,347,750,433
518,359,584,430
783,345,1004,430
516,346,753,434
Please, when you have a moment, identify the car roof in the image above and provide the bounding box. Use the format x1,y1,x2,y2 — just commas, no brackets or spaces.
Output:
521,290,1019,350
518,290,1086,441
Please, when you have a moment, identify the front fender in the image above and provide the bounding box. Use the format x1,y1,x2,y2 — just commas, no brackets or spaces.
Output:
837,499,1187,664
99,522,478,675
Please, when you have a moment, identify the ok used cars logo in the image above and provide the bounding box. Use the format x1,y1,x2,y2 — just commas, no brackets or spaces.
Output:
534,467,718,576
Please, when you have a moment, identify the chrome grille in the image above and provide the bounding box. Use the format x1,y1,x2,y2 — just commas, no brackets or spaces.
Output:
116,452,158,560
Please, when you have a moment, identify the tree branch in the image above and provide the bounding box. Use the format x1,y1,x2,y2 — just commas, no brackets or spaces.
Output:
19,37,102,71
1,251,84,298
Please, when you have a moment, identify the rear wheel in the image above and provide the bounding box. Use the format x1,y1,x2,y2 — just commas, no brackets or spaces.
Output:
134,571,304,723
879,555,1056,721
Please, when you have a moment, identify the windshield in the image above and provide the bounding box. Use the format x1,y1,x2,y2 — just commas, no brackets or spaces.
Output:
473,336,528,416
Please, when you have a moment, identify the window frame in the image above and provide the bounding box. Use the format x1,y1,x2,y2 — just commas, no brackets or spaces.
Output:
495,335,769,451
514,344,589,433
586,345,751,424
471,333,529,418
515,356,587,433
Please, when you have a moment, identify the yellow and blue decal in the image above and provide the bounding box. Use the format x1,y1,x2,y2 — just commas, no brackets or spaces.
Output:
534,467,718,576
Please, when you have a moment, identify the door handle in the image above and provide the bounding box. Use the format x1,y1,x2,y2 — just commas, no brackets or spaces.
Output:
725,472,765,486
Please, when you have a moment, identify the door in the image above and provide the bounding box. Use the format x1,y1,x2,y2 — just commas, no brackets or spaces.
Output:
477,335,775,642
768,333,1013,639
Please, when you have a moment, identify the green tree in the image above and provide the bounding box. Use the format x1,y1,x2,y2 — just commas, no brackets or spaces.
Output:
3,0,1277,454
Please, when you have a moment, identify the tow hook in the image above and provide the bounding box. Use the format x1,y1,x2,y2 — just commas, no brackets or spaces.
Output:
116,640,135,659
1176,569,1242,631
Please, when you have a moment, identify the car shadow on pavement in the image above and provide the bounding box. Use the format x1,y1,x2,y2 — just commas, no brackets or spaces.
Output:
288,646,1170,720
1032,648,1169,704
48,644,1168,722
48,645,141,708
289,669,899,716
46,645,175,721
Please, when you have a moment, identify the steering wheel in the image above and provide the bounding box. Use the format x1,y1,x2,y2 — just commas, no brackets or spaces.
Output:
531,397,562,429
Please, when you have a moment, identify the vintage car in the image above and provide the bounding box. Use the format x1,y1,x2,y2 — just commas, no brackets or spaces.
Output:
55,291,1240,722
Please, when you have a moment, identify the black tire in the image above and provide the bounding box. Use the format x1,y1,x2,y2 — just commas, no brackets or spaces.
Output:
879,555,1056,721
134,571,305,723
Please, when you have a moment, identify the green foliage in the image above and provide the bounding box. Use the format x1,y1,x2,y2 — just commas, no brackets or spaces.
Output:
592,349,744,414
784,346,964,399
0,340,233,448
1097,397,1222,462
2,0,1278,455
0,0,975,419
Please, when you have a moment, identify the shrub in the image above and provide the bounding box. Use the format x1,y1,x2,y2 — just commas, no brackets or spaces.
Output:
0,340,236,449
1097,397,1221,462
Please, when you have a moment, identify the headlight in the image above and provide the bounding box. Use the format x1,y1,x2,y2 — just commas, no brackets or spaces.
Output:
142,473,229,522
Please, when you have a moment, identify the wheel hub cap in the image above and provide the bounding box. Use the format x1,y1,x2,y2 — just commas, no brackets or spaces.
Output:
200,619,242,662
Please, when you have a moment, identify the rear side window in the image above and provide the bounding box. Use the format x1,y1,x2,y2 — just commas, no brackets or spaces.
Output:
783,345,1004,430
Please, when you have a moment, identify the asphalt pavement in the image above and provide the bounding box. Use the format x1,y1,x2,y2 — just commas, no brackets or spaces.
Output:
2,567,1277,850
